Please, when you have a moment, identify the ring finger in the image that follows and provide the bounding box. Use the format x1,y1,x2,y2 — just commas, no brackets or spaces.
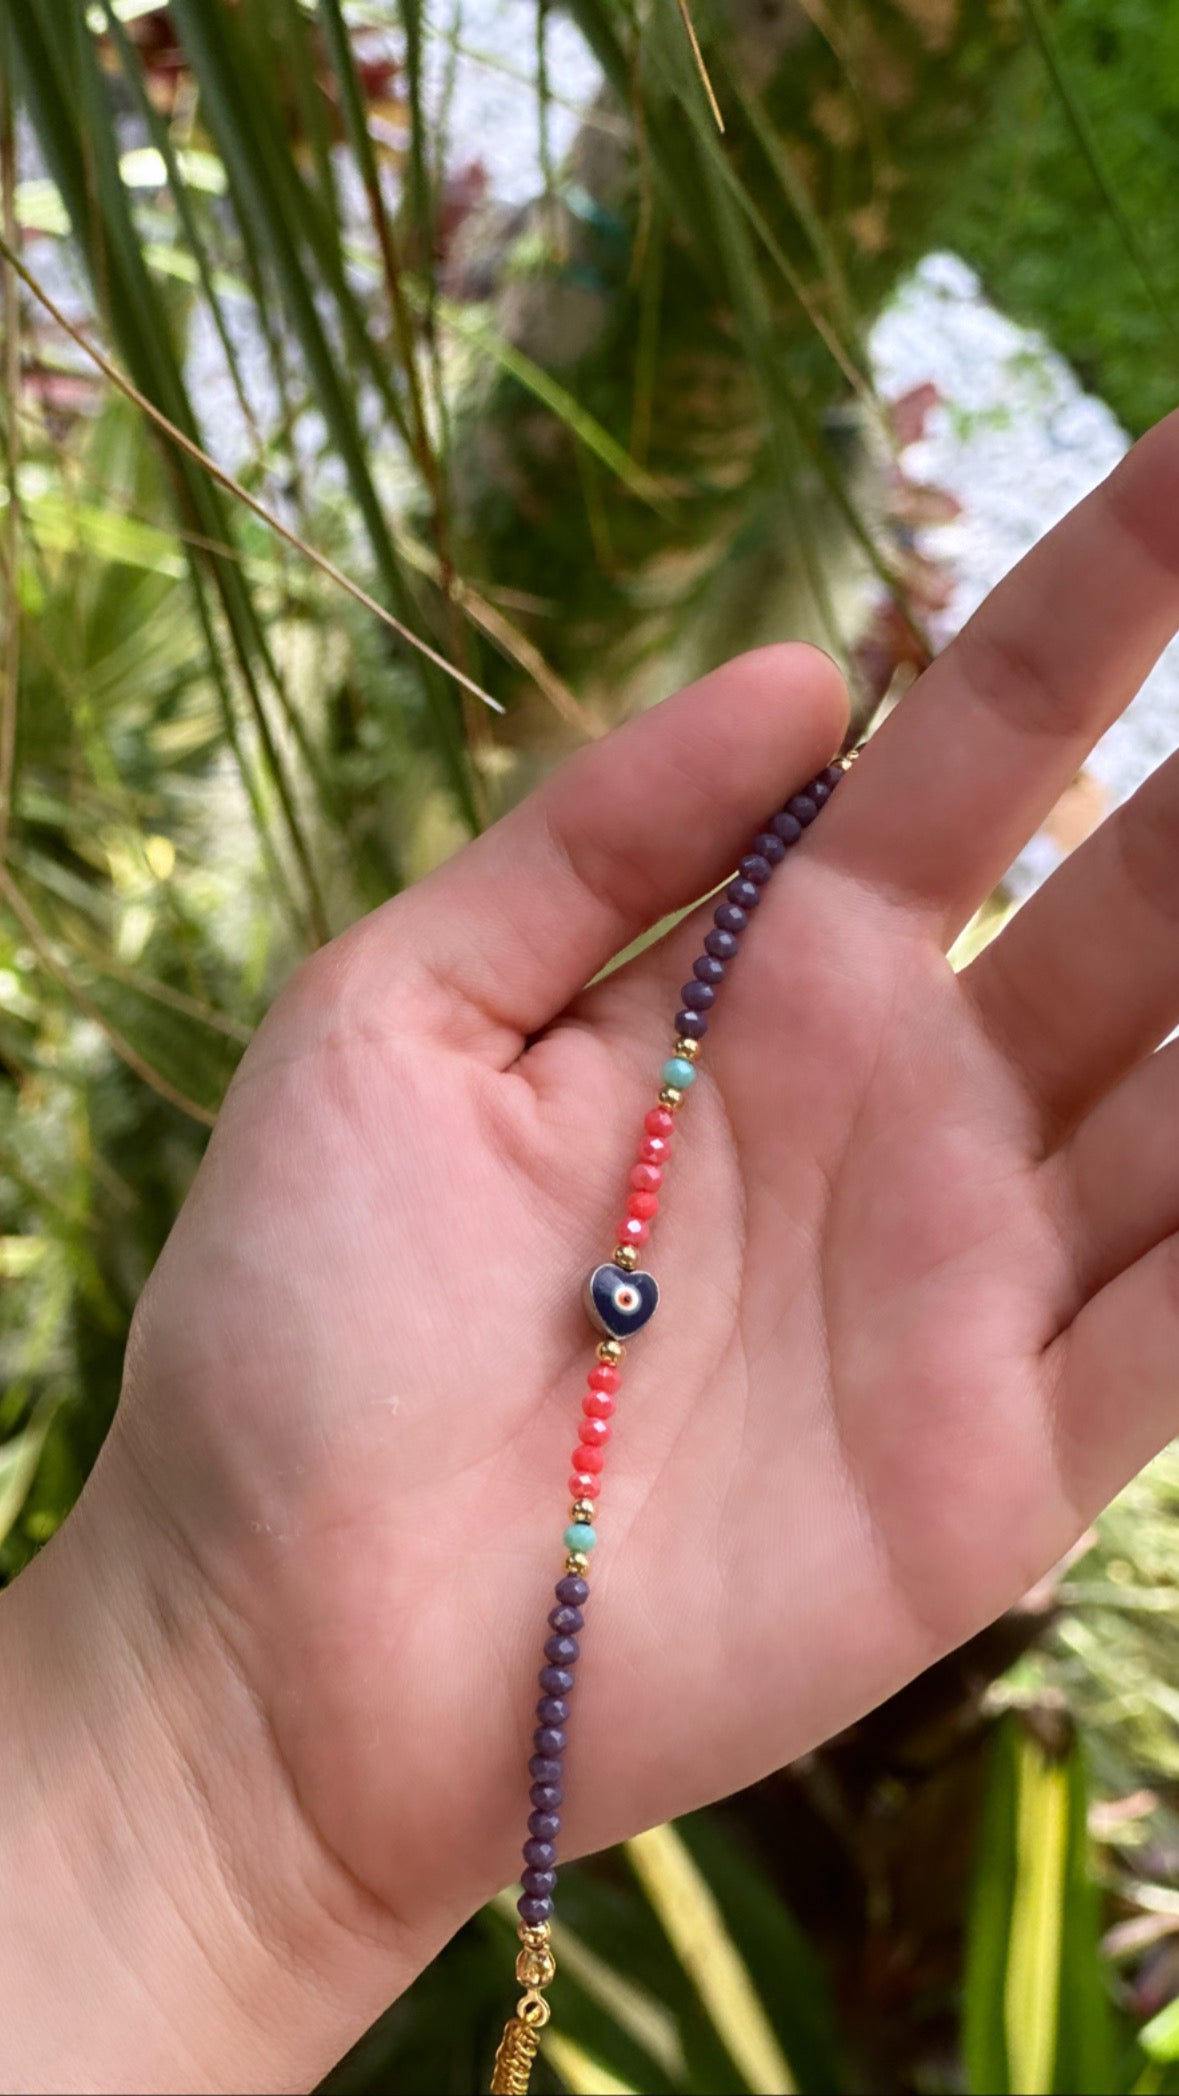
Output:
1048,1033,1179,1316
965,747,1179,1140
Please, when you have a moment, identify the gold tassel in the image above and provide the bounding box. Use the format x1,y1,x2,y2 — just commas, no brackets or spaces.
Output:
490,2015,540,2094
489,1923,556,2094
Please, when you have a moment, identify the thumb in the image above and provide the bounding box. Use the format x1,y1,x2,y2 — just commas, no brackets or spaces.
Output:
347,645,847,1052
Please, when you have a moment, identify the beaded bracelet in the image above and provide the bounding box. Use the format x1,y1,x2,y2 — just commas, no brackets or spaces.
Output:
490,751,852,2095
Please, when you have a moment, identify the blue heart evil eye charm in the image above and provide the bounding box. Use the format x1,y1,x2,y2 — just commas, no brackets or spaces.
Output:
585,1263,660,1341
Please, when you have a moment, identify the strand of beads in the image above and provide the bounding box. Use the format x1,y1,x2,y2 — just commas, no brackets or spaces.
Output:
492,757,847,2095
672,764,843,1048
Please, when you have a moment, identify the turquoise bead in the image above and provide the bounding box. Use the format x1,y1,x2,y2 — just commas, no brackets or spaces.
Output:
662,1056,696,1091
564,1522,597,1553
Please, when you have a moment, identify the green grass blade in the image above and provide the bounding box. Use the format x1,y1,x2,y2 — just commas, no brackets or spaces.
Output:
0,1391,58,1544
542,2032,638,2093
315,0,471,693
965,1718,1117,2096
398,0,437,306
714,45,861,354
1055,1739,1120,2096
267,0,345,245
678,1810,844,2096
96,0,260,441
316,0,426,430
964,1718,1019,2095
1005,1727,1069,2095
627,1821,798,2095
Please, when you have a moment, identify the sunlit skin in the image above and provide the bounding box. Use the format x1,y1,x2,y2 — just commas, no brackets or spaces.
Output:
5,413,1179,2094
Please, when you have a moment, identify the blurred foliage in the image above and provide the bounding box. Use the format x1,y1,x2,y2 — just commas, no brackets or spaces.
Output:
1,2,1179,2091
936,0,1179,436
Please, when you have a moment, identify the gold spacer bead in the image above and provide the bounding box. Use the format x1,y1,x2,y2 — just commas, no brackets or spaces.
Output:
597,1338,624,1364
570,1498,595,1525
837,744,864,771
674,1036,701,1061
613,1242,639,1270
516,1942,557,1989
659,1085,684,1109
517,1920,552,1948
565,1550,590,1575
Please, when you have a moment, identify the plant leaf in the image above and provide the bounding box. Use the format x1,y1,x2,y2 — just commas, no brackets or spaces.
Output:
627,1821,797,2094
0,1392,58,1545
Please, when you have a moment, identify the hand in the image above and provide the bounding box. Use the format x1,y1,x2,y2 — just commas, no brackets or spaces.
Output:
8,412,1179,2093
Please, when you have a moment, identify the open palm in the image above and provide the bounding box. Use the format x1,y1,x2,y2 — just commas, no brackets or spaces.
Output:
108,415,1179,1990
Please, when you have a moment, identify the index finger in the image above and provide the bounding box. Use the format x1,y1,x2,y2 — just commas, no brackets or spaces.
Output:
815,407,1179,940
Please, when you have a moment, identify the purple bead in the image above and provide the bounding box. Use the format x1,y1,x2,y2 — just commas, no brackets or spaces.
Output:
521,1866,557,1897
518,1893,553,1925
693,954,725,985
752,830,786,865
785,792,817,826
675,1008,708,1039
771,811,802,846
536,1695,570,1725
808,777,831,806
726,879,762,912
680,979,715,1011
705,928,739,961
544,1634,579,1666
548,1605,583,1636
539,1665,574,1696
739,854,773,886
534,1726,567,1756
714,902,748,936
530,1781,563,1810
555,1575,589,1608
818,764,843,790
529,1809,561,1840
523,1837,557,1870
529,1754,563,1783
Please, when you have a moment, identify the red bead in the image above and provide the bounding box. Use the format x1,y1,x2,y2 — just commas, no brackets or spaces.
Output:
630,1162,662,1193
638,1137,669,1167
645,1107,675,1139
583,1390,615,1420
617,1216,649,1247
569,1471,600,1499
627,1190,659,1221
579,1416,611,1447
588,1363,620,1394
572,1442,604,1473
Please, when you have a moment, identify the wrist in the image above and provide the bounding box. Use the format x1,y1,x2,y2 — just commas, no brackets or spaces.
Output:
0,1439,450,2094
